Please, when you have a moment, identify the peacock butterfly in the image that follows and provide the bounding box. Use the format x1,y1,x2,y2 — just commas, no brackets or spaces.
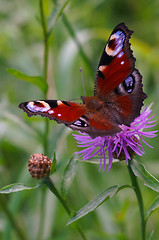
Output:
19,23,147,138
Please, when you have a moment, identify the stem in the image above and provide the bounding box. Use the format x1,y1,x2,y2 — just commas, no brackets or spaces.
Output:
0,195,28,240
39,0,49,155
43,177,87,240
39,0,49,81
127,162,146,240
43,118,49,155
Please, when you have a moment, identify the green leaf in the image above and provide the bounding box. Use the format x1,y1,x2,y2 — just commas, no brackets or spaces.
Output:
148,230,154,240
61,155,78,199
7,68,48,94
50,153,57,175
67,185,131,225
0,183,40,194
146,197,159,221
48,7,58,26
81,157,119,165
48,0,70,36
130,159,159,192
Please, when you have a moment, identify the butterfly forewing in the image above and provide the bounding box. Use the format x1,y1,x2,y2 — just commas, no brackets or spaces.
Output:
19,100,87,123
94,23,135,97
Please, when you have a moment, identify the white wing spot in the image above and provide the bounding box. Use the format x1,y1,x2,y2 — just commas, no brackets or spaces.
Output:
58,113,61,117
117,51,124,58
99,65,106,71
48,110,54,114
57,100,63,105
121,61,124,65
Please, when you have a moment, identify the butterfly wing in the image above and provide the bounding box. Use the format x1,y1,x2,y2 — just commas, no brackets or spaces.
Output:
19,99,121,138
94,23,146,126
95,23,135,96
19,23,147,138
19,100,87,123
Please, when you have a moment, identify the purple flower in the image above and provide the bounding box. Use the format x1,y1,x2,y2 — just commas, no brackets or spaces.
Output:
73,106,158,172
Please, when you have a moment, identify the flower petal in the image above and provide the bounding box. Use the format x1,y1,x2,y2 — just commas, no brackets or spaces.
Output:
73,105,157,172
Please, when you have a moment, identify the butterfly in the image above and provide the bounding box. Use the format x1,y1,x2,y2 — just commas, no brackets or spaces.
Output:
19,23,147,139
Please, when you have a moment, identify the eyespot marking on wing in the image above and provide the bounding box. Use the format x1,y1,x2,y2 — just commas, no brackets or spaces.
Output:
73,117,88,127
105,30,125,57
115,74,135,95
27,101,51,113
123,75,135,93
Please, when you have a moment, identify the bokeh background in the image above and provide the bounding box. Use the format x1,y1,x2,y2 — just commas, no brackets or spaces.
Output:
0,0,159,239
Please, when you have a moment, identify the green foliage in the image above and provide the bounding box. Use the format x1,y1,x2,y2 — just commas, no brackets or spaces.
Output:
146,197,159,221
67,185,131,226
61,154,78,199
7,68,48,94
50,152,57,175
0,183,40,194
130,159,159,192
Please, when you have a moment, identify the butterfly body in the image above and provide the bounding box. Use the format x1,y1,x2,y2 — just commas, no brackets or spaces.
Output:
19,23,147,138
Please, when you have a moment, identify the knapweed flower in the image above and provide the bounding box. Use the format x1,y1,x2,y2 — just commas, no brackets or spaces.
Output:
73,106,158,172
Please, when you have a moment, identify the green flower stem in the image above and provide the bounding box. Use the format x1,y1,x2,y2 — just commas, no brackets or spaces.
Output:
128,162,146,240
0,195,28,240
39,0,49,82
43,177,87,240
39,0,50,156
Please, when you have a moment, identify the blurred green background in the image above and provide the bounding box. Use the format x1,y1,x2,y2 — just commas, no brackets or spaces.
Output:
0,0,159,239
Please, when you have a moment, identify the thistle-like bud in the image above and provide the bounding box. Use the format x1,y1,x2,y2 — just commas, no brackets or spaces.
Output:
28,153,52,179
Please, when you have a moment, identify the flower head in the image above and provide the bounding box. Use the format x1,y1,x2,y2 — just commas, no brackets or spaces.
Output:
28,153,52,179
73,106,158,172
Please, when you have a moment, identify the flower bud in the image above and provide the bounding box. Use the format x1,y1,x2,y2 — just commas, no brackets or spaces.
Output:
28,153,52,179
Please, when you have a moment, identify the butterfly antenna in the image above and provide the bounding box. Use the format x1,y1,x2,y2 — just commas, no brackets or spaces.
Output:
80,67,86,96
